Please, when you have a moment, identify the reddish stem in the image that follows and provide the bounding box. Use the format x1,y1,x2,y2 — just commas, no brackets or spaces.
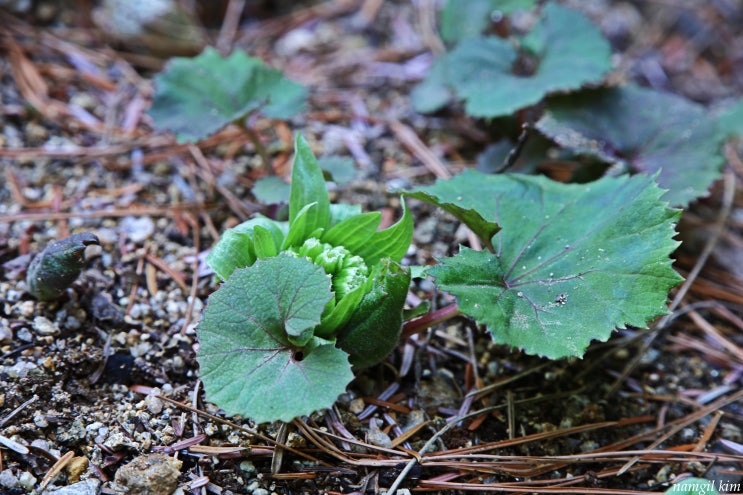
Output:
401,303,461,339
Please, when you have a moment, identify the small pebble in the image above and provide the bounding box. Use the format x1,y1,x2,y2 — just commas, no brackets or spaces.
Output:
33,316,59,336
367,419,392,449
0,318,12,342
113,453,181,495
15,327,33,343
19,300,35,318
120,216,155,244
18,471,37,490
348,398,365,414
145,389,164,414
0,469,18,488
45,478,100,495
66,456,90,483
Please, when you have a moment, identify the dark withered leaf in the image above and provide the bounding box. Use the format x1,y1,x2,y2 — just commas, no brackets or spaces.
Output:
26,233,100,301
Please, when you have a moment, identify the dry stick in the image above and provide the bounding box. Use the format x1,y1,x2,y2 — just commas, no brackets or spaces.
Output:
0,395,38,428
687,308,743,363
180,213,201,336
0,204,207,224
384,406,502,493
155,394,328,465
38,450,75,492
216,0,245,55
237,120,273,174
414,0,446,55
389,118,450,179
271,422,289,474
617,386,743,475
607,169,737,396
388,118,483,251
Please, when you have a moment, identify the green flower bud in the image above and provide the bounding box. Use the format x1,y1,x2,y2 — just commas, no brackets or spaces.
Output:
290,238,368,300
26,233,100,301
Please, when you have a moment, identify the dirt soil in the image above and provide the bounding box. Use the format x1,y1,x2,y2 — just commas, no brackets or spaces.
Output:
1,1,743,494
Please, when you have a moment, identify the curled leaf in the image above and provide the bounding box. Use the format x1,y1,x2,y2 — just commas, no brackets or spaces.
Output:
26,233,100,301
336,259,411,368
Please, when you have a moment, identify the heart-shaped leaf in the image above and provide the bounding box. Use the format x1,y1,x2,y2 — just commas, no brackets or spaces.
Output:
149,47,307,142
197,254,353,422
536,84,725,206
412,3,612,117
423,171,682,359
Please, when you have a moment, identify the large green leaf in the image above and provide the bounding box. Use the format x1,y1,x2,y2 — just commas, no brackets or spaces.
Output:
148,47,307,142
536,85,725,207
197,255,353,422
413,3,612,117
426,171,682,359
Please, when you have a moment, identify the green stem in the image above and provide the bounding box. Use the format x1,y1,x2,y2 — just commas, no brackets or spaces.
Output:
400,303,461,339
237,120,272,174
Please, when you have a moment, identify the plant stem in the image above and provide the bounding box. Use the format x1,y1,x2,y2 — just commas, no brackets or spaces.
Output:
400,303,461,339
237,119,272,174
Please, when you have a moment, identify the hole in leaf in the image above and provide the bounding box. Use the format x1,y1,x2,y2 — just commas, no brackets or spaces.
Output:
293,350,305,362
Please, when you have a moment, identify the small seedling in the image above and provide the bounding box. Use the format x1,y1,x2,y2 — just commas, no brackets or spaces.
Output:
148,47,307,170
26,232,100,301
197,134,412,422
412,3,612,117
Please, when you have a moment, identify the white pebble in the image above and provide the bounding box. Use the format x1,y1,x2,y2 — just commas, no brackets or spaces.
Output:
33,316,58,336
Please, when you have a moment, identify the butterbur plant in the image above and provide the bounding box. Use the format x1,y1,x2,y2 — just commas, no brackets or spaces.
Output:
197,133,683,424
197,134,413,422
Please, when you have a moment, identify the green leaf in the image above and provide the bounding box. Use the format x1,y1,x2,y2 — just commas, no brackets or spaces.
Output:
289,134,330,233
715,97,743,139
427,171,683,359
283,202,322,249
403,189,501,251
148,47,307,142
353,200,414,266
413,3,612,117
197,255,353,423
314,283,366,339
410,58,456,114
252,225,278,259
328,203,363,227
252,176,291,204
337,260,411,367
440,0,536,43
318,155,358,185
206,216,288,281
536,84,725,206
664,478,718,495
440,0,492,43
322,212,382,252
